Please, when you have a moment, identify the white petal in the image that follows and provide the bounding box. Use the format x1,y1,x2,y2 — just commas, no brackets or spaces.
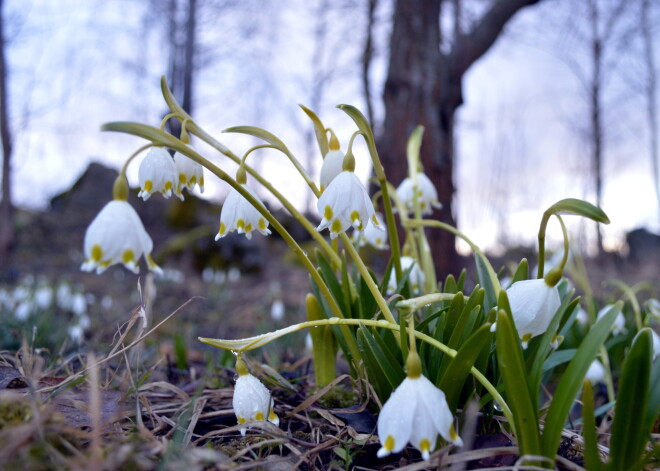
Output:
233,373,272,426
377,377,416,455
507,279,560,340
320,150,344,191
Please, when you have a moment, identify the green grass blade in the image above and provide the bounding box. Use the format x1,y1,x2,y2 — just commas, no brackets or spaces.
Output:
606,328,653,471
511,258,529,284
475,252,498,310
541,301,622,458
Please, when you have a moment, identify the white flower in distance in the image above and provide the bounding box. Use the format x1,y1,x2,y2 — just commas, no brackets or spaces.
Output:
233,372,279,436
387,256,425,294
377,374,462,460
316,171,379,239
597,304,627,336
138,147,179,201
319,149,344,193
81,200,161,275
174,152,204,196
585,359,606,385
354,213,388,250
396,173,442,215
216,184,271,240
506,278,561,349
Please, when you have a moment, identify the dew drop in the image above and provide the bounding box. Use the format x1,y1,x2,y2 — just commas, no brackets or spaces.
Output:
377,319,389,327
328,317,339,324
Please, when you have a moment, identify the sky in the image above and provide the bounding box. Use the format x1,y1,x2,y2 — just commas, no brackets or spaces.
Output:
4,0,660,255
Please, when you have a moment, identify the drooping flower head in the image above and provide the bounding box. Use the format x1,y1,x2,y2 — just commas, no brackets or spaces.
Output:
174,151,204,196
216,184,271,240
597,304,627,336
353,212,389,250
320,149,344,193
387,256,425,294
81,200,161,275
585,359,606,385
377,352,462,460
138,147,179,201
233,357,279,436
316,171,379,239
506,278,561,348
396,172,442,215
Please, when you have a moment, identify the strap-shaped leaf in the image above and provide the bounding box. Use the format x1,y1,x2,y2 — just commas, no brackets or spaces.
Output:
511,258,529,284
495,305,541,455
581,380,601,471
544,198,610,224
541,301,622,458
475,252,499,310
439,324,493,412
606,328,653,471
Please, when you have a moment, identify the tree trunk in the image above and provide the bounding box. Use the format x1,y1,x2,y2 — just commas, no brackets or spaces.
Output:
378,0,541,278
0,0,13,272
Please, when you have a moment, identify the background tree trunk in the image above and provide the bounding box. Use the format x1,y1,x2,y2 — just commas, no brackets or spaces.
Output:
0,0,13,272
378,0,541,278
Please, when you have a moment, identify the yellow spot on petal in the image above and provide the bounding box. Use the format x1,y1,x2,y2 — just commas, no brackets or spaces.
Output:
237,219,245,230
350,210,360,222
419,438,431,454
190,176,197,185
331,219,342,234
268,410,278,421
218,222,226,235
384,435,395,452
144,180,153,192
521,333,533,344
164,181,173,191
244,223,253,233
323,205,333,220
237,417,246,424
91,244,103,262
258,218,267,230
200,176,205,187
122,249,135,264
179,173,186,184
255,412,264,421
372,214,379,225
450,424,459,442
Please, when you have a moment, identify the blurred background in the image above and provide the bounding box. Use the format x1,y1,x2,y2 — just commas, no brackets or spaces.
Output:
0,0,658,355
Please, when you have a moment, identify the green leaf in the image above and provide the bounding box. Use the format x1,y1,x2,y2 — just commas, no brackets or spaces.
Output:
511,258,529,284
299,104,328,156
541,301,622,458
356,325,404,397
644,351,660,435
544,198,610,224
581,380,601,471
223,125,291,155
439,324,493,412
438,306,479,382
475,252,499,310
315,250,348,314
495,306,541,455
542,349,577,373
607,328,653,471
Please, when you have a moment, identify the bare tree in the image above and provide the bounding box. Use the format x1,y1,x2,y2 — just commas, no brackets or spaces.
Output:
641,0,660,222
361,0,378,126
377,0,542,276
0,0,13,271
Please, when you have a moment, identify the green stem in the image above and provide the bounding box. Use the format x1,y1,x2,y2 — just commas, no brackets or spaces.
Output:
340,233,398,327
537,212,552,279
396,293,456,312
199,317,513,425
407,219,500,298
120,143,154,176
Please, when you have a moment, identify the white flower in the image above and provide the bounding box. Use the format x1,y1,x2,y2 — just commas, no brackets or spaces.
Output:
585,359,606,385
174,152,204,196
596,304,626,336
216,184,271,240
316,171,379,239
319,149,344,192
506,278,561,349
354,213,388,250
270,299,285,321
644,299,660,319
396,173,442,215
377,374,462,460
14,300,32,321
233,372,279,436
71,293,87,316
138,147,179,201
34,285,53,309
652,330,660,359
387,256,425,294
576,306,589,326
81,200,162,275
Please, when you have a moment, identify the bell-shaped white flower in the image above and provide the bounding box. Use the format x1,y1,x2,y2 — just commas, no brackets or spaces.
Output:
174,152,204,196
377,374,462,460
81,200,162,275
396,172,442,215
387,256,425,294
216,184,271,240
233,372,279,436
354,213,389,250
319,149,344,193
585,359,606,385
138,147,179,201
316,171,379,239
596,304,627,336
506,278,561,349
